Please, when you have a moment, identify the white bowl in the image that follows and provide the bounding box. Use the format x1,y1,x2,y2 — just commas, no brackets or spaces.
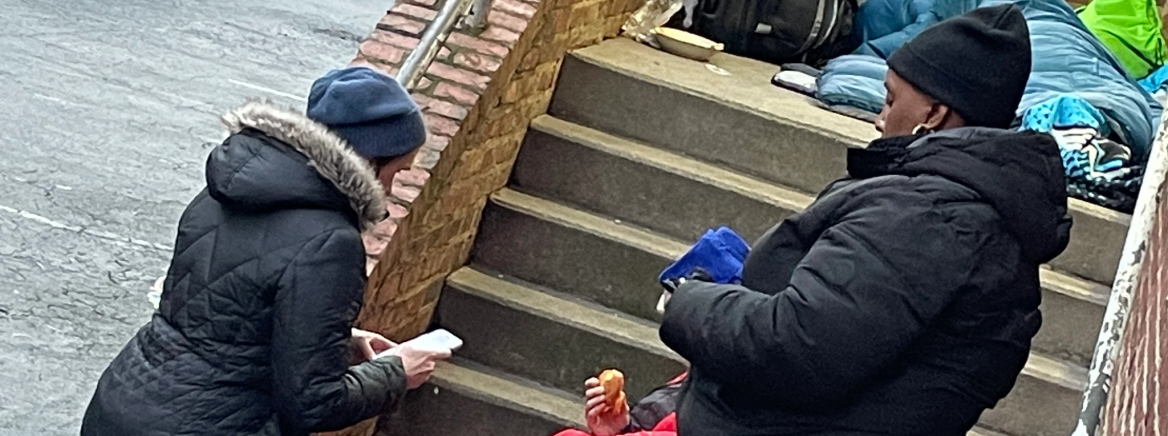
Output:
654,27,724,62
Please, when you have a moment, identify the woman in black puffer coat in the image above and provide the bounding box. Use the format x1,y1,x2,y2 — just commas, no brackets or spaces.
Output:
659,6,1073,436
82,67,445,436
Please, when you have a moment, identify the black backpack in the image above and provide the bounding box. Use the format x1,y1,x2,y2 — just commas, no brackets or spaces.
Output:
688,0,861,65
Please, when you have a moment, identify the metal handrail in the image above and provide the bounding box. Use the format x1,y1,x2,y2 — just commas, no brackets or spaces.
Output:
396,0,488,91
1071,110,1168,436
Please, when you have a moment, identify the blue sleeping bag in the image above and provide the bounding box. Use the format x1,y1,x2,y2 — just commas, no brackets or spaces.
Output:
855,0,980,57
817,0,1162,160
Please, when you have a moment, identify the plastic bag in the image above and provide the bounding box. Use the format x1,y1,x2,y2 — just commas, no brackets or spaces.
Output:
147,276,164,309
622,0,685,47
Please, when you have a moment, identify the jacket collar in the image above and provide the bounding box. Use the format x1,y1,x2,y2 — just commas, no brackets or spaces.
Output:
847,127,1023,178
220,101,388,231
846,127,1071,264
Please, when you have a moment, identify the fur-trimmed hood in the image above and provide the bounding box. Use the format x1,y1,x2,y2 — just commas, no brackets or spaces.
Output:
212,101,388,231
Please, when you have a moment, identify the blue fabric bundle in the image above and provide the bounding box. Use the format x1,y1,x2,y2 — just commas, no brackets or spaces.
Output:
1138,65,1168,94
1021,94,1111,136
816,0,1162,161
818,55,891,114
659,227,750,286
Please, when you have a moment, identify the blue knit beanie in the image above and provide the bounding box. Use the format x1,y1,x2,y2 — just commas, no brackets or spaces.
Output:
307,66,428,159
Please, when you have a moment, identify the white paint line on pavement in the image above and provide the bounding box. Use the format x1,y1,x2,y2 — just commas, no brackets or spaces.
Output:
0,204,173,253
31,93,83,108
228,79,307,102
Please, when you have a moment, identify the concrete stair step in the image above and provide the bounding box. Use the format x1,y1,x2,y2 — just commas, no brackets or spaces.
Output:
980,353,1089,436
438,266,686,400
969,428,1012,436
550,38,866,196
549,38,1130,286
1035,268,1108,365
1056,201,1130,286
381,359,583,436
497,158,1107,362
515,115,810,243
383,358,1010,436
472,188,1092,434
473,188,680,323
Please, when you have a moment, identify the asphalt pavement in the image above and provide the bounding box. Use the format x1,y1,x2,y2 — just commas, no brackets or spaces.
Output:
0,0,387,433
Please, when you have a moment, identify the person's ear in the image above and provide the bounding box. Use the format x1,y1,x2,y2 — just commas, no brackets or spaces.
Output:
372,149,421,189
921,103,953,132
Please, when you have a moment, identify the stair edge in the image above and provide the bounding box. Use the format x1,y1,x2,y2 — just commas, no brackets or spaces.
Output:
566,42,873,148
431,360,585,428
495,188,1110,313
447,266,683,363
531,115,816,210
492,188,688,260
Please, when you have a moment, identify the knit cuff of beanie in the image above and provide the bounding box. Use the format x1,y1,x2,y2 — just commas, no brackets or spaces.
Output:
332,112,428,160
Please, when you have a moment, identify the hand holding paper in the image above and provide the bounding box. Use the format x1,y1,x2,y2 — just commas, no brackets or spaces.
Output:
376,329,461,389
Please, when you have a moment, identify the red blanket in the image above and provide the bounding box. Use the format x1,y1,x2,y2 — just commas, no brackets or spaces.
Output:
552,413,677,436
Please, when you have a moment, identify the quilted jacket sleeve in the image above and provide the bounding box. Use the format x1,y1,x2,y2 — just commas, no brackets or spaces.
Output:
271,229,408,434
659,190,978,408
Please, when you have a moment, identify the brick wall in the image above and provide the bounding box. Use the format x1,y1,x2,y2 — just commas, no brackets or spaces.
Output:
1102,178,1168,436
319,0,641,434
353,0,538,276
354,0,640,344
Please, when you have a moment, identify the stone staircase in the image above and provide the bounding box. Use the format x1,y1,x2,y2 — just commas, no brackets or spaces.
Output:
382,37,1130,436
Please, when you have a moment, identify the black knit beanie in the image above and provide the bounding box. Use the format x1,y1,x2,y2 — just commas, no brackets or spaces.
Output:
887,4,1032,128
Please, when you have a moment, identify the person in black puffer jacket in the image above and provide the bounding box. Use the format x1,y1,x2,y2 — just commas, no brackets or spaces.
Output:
81,66,449,436
659,5,1073,436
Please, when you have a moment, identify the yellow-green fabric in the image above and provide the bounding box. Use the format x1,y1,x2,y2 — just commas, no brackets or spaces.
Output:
1078,0,1168,78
